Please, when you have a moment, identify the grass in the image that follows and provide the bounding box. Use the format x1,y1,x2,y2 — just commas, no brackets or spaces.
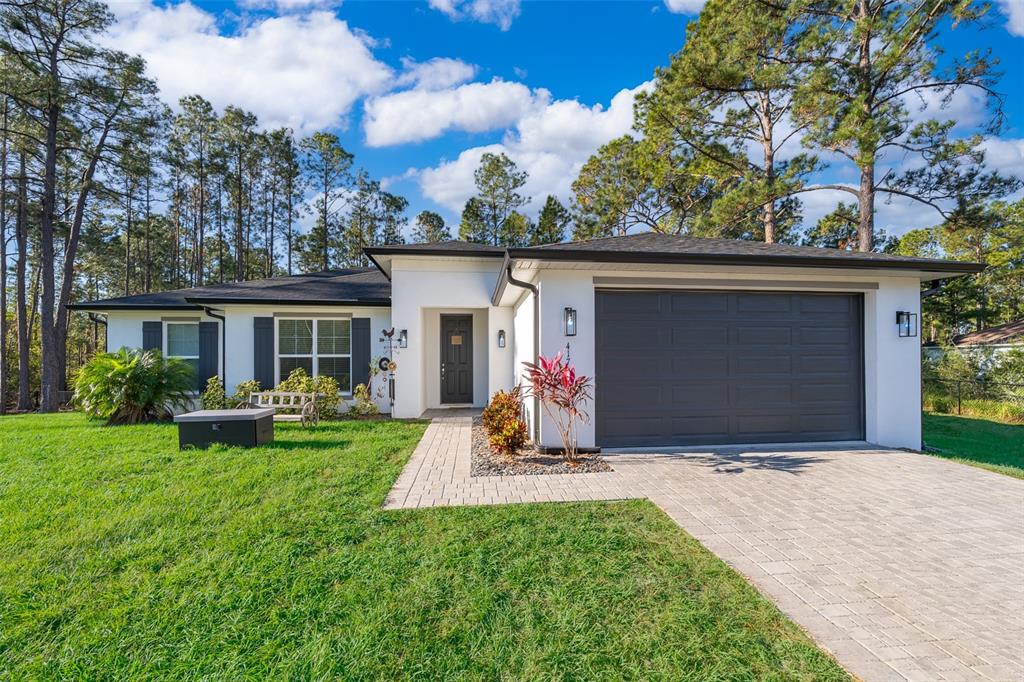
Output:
0,413,847,680
923,412,1024,480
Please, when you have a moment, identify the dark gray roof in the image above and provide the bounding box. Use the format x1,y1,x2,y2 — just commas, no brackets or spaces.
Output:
508,232,985,273
68,268,391,310
364,240,505,256
953,319,1024,346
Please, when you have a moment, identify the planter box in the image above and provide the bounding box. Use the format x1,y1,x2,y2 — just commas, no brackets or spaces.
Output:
174,408,275,449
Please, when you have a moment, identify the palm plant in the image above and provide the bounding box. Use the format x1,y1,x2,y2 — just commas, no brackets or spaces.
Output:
73,348,195,424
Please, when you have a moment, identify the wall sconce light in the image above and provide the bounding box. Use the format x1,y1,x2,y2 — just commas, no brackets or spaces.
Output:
896,311,917,338
398,329,408,348
564,307,577,336
497,329,506,348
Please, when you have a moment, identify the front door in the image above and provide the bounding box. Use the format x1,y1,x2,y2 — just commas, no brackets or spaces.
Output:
440,314,473,404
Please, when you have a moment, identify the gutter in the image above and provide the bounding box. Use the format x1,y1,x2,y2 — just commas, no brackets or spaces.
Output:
201,306,227,387
502,259,541,443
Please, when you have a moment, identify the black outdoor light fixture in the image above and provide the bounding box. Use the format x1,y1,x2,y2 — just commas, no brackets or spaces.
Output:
896,311,918,338
497,329,506,348
564,307,577,336
398,329,408,348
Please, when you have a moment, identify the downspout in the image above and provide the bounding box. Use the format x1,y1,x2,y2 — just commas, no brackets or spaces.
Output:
201,306,226,386
87,313,107,353
504,262,541,443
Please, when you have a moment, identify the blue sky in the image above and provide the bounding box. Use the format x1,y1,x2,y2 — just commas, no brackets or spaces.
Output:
107,0,1024,237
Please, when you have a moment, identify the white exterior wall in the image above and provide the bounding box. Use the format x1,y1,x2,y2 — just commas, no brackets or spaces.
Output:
105,310,224,385
512,289,536,434
389,257,516,418
222,304,392,411
530,267,923,451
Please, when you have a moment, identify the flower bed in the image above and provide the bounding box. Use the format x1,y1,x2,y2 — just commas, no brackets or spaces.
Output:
470,417,611,476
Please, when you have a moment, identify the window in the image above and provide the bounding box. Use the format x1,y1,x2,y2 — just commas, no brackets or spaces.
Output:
276,318,351,392
165,322,199,381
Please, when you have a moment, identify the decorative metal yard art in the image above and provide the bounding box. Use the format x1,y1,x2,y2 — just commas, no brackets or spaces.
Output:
380,328,398,410
522,350,593,463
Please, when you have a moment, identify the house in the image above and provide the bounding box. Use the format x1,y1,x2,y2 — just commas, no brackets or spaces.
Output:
69,232,983,451
952,319,1024,352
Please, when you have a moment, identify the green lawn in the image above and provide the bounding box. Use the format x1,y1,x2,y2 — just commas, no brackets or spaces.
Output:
0,413,846,680
923,412,1024,480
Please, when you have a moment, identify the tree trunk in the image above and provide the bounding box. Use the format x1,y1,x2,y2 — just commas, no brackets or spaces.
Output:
144,173,152,293
0,96,7,414
858,164,875,252
124,175,132,295
15,153,30,411
38,91,61,411
286,177,293,276
235,150,244,281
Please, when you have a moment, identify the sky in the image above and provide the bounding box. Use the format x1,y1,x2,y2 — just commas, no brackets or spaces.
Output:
104,0,1024,239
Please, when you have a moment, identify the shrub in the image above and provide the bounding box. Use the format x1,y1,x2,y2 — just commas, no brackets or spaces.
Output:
482,387,528,457
232,379,261,406
201,376,228,410
73,348,194,425
275,367,341,420
352,383,379,416
522,352,593,462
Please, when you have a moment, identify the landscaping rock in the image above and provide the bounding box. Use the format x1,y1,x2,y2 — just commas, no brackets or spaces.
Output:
471,417,612,476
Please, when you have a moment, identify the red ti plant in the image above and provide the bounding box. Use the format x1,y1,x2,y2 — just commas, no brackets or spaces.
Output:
521,352,594,462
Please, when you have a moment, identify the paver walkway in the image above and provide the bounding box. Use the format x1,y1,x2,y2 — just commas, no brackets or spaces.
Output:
384,412,1024,682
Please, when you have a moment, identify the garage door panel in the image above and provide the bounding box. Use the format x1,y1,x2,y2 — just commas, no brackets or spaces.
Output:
733,383,793,406
736,326,793,345
672,325,729,346
669,292,730,313
733,355,793,375
596,290,863,447
670,383,730,408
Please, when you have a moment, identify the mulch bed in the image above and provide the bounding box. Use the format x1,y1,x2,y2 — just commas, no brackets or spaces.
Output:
470,417,612,476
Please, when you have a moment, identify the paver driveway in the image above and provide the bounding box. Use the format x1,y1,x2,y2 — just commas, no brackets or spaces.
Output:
385,414,1024,681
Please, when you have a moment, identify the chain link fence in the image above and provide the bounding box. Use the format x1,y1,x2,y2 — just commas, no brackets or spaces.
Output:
923,377,1024,419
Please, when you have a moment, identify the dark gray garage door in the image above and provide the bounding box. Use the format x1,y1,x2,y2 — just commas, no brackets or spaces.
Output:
595,290,864,447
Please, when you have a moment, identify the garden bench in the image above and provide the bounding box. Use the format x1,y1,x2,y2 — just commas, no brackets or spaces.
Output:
240,391,320,427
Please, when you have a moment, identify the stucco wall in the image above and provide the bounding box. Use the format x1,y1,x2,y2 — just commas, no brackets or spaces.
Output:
512,289,535,435
529,266,923,451
388,257,514,418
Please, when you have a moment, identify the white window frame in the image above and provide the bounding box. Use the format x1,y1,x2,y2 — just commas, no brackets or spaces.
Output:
164,321,201,392
274,317,352,394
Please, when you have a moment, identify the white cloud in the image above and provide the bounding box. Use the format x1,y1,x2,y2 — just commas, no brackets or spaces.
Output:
363,79,548,147
415,83,650,215
980,136,1024,180
236,0,339,11
428,0,521,30
394,57,477,90
997,0,1024,36
663,0,707,14
106,2,392,133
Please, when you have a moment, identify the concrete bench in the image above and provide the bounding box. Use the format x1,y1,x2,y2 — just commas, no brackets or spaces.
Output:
174,408,275,449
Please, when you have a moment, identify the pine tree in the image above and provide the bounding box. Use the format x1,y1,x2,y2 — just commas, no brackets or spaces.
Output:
412,210,451,243
530,196,570,245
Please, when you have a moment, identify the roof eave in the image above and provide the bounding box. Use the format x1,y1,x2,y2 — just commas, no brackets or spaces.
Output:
505,249,987,274
65,302,200,311
184,296,392,307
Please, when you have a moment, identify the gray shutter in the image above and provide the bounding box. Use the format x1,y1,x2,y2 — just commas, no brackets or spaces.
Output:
197,321,219,391
253,317,275,390
352,318,371,391
142,321,162,352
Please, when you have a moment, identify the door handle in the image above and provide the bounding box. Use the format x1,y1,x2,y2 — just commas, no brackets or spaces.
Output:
441,363,446,377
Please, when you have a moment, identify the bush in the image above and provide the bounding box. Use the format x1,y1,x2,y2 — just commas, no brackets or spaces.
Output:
73,348,194,425
201,376,229,410
232,379,261,406
275,367,341,420
352,383,379,416
482,387,529,457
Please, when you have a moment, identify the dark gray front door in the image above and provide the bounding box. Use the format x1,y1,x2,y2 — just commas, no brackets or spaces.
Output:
596,290,864,447
441,314,473,404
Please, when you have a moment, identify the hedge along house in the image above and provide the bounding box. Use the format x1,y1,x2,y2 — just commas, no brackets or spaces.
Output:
71,233,983,450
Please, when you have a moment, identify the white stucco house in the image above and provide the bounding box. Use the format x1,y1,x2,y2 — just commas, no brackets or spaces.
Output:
69,232,983,451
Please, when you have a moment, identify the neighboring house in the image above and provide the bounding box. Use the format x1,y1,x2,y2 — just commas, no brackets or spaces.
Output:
923,319,1024,365
70,232,983,451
